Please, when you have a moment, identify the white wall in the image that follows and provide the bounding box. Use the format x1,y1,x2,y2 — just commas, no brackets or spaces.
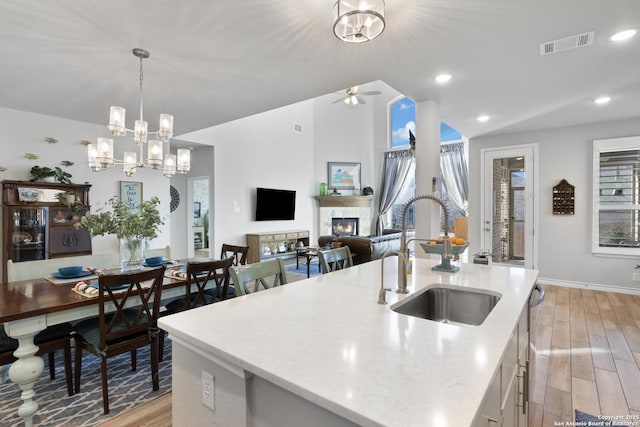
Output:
179,86,404,250
469,118,640,291
0,107,173,276
179,101,316,251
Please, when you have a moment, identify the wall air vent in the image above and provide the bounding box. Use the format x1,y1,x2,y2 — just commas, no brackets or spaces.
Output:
540,31,594,56
293,123,303,133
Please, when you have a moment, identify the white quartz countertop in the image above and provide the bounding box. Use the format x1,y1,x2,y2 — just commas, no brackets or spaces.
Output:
159,258,539,427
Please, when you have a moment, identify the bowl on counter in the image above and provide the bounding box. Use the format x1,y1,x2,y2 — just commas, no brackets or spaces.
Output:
420,241,470,256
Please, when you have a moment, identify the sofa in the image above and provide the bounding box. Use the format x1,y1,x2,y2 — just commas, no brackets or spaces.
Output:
318,231,414,265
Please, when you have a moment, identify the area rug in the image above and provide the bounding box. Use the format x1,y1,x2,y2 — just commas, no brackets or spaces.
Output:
575,409,626,427
0,343,172,427
285,260,321,282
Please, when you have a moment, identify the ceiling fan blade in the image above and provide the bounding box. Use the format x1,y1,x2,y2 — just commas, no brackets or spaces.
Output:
332,98,344,104
360,91,382,96
357,96,366,104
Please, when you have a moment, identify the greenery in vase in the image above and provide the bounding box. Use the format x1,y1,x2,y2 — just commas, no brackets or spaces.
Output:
74,196,163,241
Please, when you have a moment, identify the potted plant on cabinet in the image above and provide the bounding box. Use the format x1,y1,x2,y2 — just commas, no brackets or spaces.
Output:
75,196,164,270
55,191,85,220
30,166,72,184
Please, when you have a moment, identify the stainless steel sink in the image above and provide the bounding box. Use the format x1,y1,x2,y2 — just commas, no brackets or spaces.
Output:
391,286,501,326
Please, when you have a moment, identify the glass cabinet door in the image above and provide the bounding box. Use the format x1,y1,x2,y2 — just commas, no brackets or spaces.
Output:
11,207,47,262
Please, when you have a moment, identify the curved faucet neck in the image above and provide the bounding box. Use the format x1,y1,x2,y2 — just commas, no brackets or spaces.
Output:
400,194,450,255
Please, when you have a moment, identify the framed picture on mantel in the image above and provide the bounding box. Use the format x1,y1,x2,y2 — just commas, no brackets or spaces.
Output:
328,162,361,190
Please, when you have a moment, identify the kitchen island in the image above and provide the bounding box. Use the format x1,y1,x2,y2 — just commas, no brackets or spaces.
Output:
159,258,539,427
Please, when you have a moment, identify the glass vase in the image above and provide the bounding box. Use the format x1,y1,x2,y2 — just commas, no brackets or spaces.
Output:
120,238,146,271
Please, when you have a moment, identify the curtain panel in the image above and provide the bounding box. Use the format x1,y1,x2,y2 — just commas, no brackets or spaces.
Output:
440,142,468,215
375,150,415,235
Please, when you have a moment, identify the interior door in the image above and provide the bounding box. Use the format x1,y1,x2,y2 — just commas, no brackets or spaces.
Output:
481,145,537,269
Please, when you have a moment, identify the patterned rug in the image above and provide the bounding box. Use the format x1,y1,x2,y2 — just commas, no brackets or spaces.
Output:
0,343,172,427
285,260,321,281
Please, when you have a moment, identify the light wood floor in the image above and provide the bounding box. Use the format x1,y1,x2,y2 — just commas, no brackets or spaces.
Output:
529,284,640,426
97,392,172,427
102,284,640,427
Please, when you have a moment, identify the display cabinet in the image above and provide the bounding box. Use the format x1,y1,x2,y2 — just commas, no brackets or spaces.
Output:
2,180,92,282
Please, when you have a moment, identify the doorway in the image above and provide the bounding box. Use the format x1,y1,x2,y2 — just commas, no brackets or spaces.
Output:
189,176,211,258
481,145,537,269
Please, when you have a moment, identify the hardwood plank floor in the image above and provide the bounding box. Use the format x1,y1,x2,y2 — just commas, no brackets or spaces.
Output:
530,284,640,426
97,392,172,427
108,284,640,427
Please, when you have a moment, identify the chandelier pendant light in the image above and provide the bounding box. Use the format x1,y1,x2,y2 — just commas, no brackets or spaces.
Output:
333,0,385,43
88,48,190,177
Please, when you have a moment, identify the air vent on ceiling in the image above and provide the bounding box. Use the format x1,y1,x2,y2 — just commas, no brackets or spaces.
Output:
540,31,594,56
293,123,303,133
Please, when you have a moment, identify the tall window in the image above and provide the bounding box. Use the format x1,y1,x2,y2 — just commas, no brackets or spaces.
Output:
593,136,640,256
387,97,416,228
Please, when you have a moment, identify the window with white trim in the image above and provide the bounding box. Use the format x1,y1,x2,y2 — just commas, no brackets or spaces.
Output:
593,136,640,256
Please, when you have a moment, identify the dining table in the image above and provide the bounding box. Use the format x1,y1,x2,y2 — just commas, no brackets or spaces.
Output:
0,261,201,427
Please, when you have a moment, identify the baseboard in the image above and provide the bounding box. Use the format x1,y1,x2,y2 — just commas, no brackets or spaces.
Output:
538,276,640,296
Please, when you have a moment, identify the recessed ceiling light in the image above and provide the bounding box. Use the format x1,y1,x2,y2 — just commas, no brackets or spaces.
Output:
609,29,637,42
435,73,452,84
594,96,611,105
477,115,490,122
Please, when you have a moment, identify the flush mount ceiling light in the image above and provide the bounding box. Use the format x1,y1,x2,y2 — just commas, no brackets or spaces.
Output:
609,29,637,42
88,48,190,177
594,96,611,104
435,73,452,84
477,115,490,122
333,0,385,43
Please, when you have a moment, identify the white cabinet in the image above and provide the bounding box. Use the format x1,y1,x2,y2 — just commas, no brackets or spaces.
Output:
474,304,529,427
475,368,501,426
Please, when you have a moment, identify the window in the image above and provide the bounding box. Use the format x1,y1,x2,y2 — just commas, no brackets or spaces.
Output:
385,97,416,229
593,136,640,256
390,97,415,149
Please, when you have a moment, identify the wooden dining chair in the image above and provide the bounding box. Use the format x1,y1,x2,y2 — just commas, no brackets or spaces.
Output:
318,246,354,274
220,243,249,298
0,322,74,396
220,243,249,267
73,266,166,414
158,258,234,362
229,258,287,296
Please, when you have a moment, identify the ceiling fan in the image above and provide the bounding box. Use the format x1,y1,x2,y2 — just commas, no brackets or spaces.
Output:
332,86,381,105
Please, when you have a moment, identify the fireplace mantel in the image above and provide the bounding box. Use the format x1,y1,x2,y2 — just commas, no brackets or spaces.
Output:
314,195,374,208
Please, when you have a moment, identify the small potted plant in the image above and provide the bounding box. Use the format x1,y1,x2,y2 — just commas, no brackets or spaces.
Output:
55,191,85,219
362,186,374,196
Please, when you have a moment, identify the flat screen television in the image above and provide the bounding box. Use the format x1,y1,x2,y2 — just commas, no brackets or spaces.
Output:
255,188,296,221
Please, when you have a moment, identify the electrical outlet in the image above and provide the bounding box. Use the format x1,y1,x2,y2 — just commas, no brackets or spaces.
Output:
633,272,640,282
201,371,214,411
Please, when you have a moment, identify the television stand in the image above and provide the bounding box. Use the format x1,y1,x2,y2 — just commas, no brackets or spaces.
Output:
246,229,310,263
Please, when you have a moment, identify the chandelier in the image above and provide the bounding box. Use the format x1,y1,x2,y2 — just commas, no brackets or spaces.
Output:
332,0,385,43
87,48,190,177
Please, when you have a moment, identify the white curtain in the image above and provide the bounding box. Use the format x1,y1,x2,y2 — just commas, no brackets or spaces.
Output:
440,142,468,215
375,150,415,235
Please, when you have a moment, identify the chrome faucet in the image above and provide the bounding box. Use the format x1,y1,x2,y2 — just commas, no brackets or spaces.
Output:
378,250,406,304
397,194,452,294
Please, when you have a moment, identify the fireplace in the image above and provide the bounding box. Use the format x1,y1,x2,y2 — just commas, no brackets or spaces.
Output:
332,217,359,236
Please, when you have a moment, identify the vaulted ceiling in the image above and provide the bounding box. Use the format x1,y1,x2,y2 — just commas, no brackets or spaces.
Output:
0,0,638,140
